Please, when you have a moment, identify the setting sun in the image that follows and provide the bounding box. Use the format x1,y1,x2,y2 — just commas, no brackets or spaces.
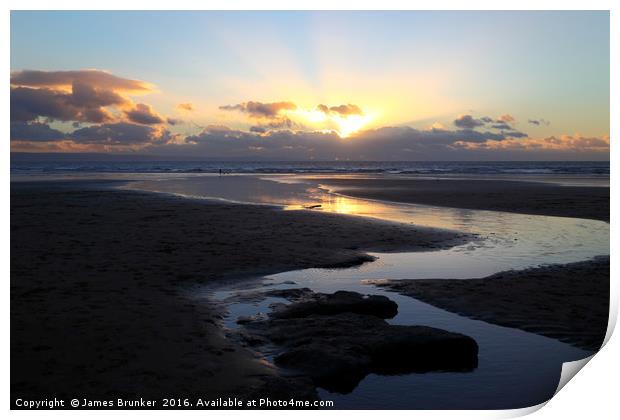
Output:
332,113,375,137
286,106,375,138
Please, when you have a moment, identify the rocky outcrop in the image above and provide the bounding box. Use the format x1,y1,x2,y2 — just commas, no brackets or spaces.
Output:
239,290,479,393
269,290,398,320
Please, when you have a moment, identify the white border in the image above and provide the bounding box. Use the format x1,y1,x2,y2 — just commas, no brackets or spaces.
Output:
3,1,616,419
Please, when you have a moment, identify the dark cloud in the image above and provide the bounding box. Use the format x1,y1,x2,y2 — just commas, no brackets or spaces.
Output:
219,101,297,118
16,116,598,159
10,69,167,127
452,129,508,142
10,101,605,158
11,87,76,122
124,103,164,125
166,117,183,126
491,122,512,130
81,108,115,124
160,123,530,160
10,70,152,92
455,113,524,134
528,118,551,126
70,122,171,145
249,117,297,133
317,103,364,116
453,114,485,129
177,126,341,158
502,130,528,138
11,86,120,124
10,121,66,142
69,82,126,108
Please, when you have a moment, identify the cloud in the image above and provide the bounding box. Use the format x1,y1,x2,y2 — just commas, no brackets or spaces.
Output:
10,120,176,152
10,122,66,142
173,126,342,158
124,103,165,125
154,121,532,160
552,134,608,149
10,69,165,126
491,122,512,130
12,120,605,159
70,122,172,146
10,110,532,158
177,103,194,112
454,113,526,136
11,86,115,123
498,114,515,123
166,117,183,126
454,134,608,153
219,101,297,118
249,117,298,133
249,126,268,133
317,103,364,116
528,118,551,126
502,130,528,138
10,95,604,160
316,104,329,114
453,114,486,129
10,70,152,92
69,82,126,108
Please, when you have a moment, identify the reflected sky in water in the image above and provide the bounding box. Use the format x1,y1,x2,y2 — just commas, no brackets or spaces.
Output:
125,174,608,277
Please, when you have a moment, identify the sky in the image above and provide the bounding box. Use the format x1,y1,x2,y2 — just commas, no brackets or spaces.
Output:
10,11,610,160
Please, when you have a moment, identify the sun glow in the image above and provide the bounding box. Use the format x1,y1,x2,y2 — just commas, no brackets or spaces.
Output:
286,108,375,138
332,114,374,138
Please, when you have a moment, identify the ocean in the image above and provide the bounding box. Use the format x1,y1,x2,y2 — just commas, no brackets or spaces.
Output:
9,159,610,176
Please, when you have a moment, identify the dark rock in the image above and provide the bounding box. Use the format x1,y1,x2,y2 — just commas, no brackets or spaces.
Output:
271,290,398,319
236,314,267,325
265,288,313,301
319,254,376,269
246,292,478,394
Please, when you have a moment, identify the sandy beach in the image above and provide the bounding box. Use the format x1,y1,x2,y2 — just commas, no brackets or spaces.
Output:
318,178,610,222
10,175,610,407
377,257,609,352
11,180,468,403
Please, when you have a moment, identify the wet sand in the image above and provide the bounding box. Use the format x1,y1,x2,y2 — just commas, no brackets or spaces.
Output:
11,181,466,404
377,257,609,352
317,178,609,222
11,177,610,406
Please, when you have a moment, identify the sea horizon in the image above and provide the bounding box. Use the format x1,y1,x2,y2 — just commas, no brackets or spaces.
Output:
10,157,610,176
